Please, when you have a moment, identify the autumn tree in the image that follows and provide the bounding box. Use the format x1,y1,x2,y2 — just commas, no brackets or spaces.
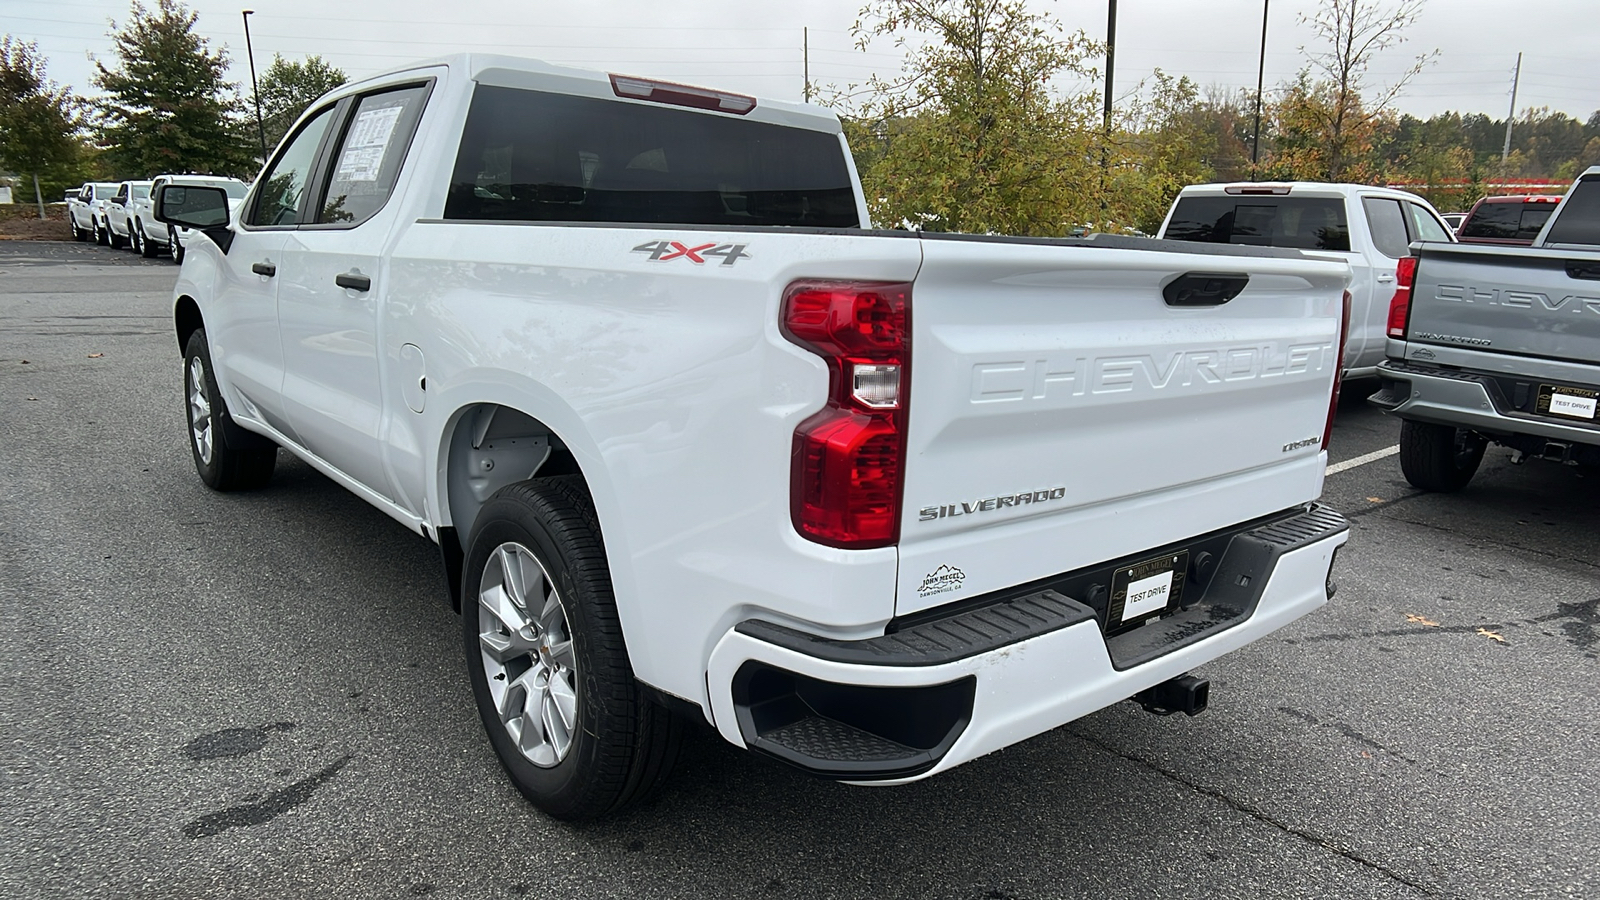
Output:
93,0,254,177
257,54,346,150
1279,0,1436,181
834,0,1103,235
0,37,81,217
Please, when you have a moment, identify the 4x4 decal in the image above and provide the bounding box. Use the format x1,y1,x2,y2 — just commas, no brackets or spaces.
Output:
632,240,751,266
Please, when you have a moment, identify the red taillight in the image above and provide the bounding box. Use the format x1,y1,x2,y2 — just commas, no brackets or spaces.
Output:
1386,255,1417,338
1324,290,1352,450
782,280,911,549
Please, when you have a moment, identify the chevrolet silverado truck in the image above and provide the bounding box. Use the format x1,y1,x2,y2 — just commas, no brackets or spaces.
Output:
1371,167,1600,490
67,182,120,243
155,54,1351,820
1158,181,1455,379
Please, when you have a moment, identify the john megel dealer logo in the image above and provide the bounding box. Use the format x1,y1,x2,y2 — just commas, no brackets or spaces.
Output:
918,564,966,599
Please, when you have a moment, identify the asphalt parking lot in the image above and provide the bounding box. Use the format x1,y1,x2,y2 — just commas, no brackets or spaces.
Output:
3,240,1597,900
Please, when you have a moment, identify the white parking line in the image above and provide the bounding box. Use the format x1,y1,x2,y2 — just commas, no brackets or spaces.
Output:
1326,444,1400,476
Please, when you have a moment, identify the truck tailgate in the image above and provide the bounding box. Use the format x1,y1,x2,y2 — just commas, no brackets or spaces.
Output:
1406,243,1600,364
897,236,1348,616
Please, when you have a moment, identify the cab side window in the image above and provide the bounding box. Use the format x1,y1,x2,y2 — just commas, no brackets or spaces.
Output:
1362,197,1412,259
316,85,428,227
247,105,337,227
1405,202,1451,242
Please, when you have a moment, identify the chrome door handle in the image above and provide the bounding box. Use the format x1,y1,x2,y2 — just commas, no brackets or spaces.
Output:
251,261,276,277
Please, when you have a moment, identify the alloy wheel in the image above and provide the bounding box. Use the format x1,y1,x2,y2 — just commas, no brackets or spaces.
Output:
187,356,214,465
476,542,579,768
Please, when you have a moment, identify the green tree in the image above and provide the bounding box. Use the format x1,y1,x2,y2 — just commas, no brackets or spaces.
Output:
833,0,1103,235
93,0,253,178
0,37,81,218
256,53,346,150
1281,0,1435,181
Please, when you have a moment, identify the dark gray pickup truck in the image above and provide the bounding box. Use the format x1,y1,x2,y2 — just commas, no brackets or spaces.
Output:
1370,166,1600,490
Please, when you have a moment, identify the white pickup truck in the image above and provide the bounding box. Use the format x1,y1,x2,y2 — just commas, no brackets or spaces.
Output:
67,182,120,243
1158,181,1455,378
133,174,250,260
156,54,1351,820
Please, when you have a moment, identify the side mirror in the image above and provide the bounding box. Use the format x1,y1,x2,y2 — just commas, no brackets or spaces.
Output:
155,185,230,229
111,196,126,206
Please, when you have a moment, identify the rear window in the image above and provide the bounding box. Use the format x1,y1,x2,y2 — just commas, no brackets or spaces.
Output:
1458,200,1555,241
444,85,860,228
1163,196,1350,251
1543,178,1600,246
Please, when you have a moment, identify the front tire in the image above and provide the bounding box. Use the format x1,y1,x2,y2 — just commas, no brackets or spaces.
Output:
1399,419,1486,492
462,477,681,821
183,329,277,491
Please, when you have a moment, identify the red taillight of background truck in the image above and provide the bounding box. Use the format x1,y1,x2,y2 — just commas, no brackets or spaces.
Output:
1386,256,1418,338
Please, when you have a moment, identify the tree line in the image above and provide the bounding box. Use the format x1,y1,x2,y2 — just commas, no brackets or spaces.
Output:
0,0,343,217
4,0,1596,228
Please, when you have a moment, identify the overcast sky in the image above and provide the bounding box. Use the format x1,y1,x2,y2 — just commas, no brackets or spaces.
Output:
7,0,1596,122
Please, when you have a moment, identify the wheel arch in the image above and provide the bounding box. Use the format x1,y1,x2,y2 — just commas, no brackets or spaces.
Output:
436,401,599,611
174,295,203,356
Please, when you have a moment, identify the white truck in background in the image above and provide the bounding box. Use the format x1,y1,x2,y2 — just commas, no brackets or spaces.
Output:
1158,181,1455,378
67,182,120,243
131,175,250,260
156,54,1351,821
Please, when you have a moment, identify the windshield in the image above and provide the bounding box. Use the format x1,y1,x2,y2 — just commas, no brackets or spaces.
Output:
1164,195,1351,251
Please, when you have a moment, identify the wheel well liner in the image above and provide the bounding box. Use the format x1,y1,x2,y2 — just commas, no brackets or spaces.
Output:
175,296,203,356
440,403,588,610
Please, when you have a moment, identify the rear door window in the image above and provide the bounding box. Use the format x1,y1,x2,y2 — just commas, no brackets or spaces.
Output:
444,85,860,227
1361,197,1412,258
316,84,430,227
1544,177,1600,246
1516,205,1555,240
1162,196,1350,251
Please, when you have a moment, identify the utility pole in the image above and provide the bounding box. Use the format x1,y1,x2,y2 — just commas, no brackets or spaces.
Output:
803,27,810,103
1501,52,1522,163
242,10,267,161
1251,0,1269,176
1101,0,1116,211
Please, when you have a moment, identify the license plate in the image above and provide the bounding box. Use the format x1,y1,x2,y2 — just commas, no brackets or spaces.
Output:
1537,384,1599,421
1108,551,1189,627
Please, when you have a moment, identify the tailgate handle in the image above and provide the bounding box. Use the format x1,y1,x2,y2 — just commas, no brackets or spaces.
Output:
1566,261,1600,281
1164,272,1250,307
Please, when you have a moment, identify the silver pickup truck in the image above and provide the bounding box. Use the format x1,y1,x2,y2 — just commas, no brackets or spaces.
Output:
1370,166,1600,489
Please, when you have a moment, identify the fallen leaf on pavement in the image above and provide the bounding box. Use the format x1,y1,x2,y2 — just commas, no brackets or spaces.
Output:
20,360,28,364
1476,628,1507,644
87,352,104,359
1405,614,1441,627
1366,497,1383,502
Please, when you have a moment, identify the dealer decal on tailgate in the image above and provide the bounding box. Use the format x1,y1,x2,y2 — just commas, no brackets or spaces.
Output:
632,240,751,266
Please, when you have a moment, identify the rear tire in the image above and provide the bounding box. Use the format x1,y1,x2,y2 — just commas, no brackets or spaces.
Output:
70,218,86,241
183,329,277,491
173,238,186,264
462,476,682,821
137,221,159,258
1399,419,1486,492
108,222,125,249
95,218,109,246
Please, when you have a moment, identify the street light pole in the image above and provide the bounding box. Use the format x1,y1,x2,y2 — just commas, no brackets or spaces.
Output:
1251,0,1269,176
242,10,267,161
1101,0,1116,212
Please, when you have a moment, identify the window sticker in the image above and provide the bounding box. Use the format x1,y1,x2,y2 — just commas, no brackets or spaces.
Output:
335,104,405,183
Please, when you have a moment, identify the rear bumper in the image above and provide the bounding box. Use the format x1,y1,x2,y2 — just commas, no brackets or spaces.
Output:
1370,359,1600,448
706,504,1348,782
